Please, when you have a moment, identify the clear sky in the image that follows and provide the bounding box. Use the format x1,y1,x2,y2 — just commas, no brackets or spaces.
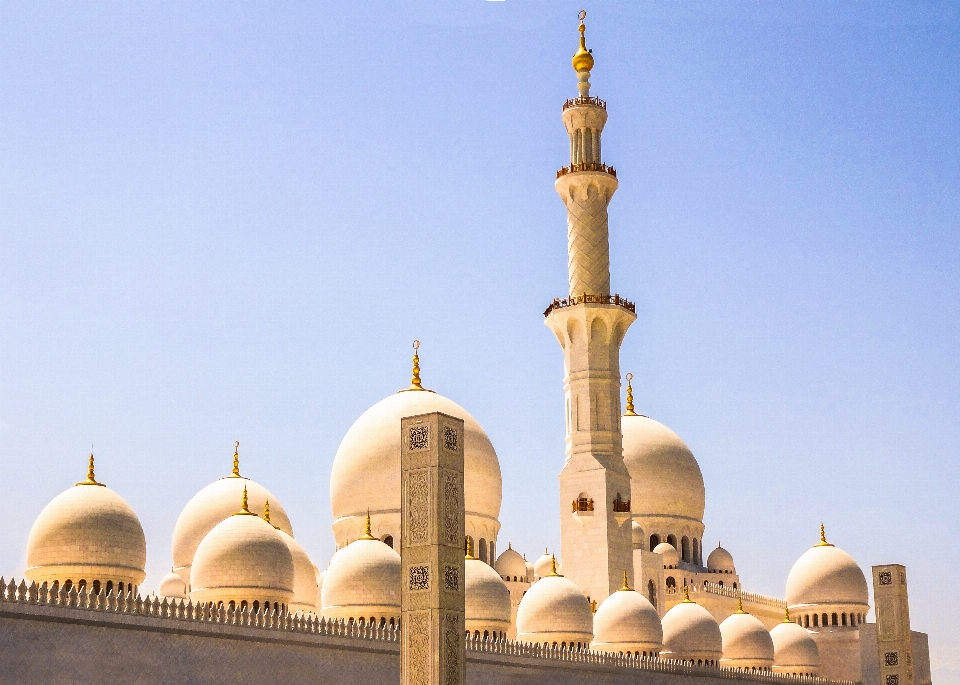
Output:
1,0,957,679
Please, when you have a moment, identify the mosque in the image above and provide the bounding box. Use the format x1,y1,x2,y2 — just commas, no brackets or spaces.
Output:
4,13,931,685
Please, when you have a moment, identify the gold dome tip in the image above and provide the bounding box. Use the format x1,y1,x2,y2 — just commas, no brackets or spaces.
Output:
681,585,693,603
623,372,637,416
548,555,561,577
230,440,241,478
815,523,834,547
399,339,434,393
76,452,106,487
571,10,594,73
465,537,475,560
263,499,271,524
235,485,256,516
590,598,598,613
359,511,376,540
620,570,631,591
784,606,792,623
736,594,746,614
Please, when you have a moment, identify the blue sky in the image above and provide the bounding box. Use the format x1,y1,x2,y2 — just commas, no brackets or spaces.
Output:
1,0,957,678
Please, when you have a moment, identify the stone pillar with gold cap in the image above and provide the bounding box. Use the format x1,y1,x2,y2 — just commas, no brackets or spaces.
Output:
546,10,635,605
400,411,465,685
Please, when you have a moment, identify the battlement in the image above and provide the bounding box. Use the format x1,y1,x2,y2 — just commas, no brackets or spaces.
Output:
0,575,848,685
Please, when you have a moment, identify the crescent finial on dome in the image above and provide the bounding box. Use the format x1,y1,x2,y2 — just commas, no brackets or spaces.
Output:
816,523,834,547
624,373,637,416
548,555,561,577
620,570,631,591
572,10,594,73
76,452,106,487
400,339,434,393
231,441,241,478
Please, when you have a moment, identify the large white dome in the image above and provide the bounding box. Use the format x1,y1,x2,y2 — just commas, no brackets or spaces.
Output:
495,544,528,582
622,415,705,523
321,532,401,624
190,504,294,610
330,388,502,547
771,617,820,675
785,530,868,610
172,469,292,585
719,608,775,669
466,555,511,639
592,582,662,655
661,596,722,664
516,563,592,648
25,460,146,592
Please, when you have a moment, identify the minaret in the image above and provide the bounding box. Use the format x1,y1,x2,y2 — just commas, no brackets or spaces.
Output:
545,11,636,604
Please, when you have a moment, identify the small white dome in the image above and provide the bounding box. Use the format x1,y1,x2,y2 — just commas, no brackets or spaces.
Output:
277,529,318,615
786,530,868,609
719,609,775,669
25,464,147,591
661,597,722,664
631,521,646,549
592,584,663,655
190,506,294,609
495,544,527,582
533,551,555,579
321,533,401,624
330,388,502,547
466,555,511,638
622,415,705,523
653,542,679,568
159,571,187,600
771,619,821,675
172,473,292,583
516,573,593,647
707,545,736,574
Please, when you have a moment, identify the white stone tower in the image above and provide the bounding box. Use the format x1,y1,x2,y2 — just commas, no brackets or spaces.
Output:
545,11,636,604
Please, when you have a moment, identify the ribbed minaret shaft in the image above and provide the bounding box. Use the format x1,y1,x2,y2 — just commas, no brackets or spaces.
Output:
545,13,636,605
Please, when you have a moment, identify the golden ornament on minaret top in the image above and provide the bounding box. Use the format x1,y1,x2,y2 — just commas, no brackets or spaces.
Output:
572,10,594,73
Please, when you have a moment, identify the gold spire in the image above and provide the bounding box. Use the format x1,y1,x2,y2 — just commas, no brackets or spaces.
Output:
400,339,428,391
263,500,271,523
572,10,594,72
681,585,692,603
624,373,637,416
231,441,241,478
548,555,561,577
736,594,745,614
784,606,792,623
466,537,475,560
359,511,376,541
590,599,598,613
620,571,631,591
235,485,256,515
815,523,834,547
76,452,106,486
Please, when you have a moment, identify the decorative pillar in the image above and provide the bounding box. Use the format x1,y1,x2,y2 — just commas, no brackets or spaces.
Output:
545,11,635,604
400,412,465,685
873,564,915,685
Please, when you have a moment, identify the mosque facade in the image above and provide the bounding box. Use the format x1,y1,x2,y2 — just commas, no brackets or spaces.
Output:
0,14,932,685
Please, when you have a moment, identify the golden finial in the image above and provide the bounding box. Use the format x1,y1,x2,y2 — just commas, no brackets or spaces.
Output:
231,441,241,478
590,599,598,613
784,606,792,623
572,10,594,72
620,571,631,591
624,373,637,416
548,555,561,577
76,453,105,487
466,537,475,560
736,594,745,614
263,500,271,523
815,523,834,547
682,585,692,603
359,511,376,540
406,340,426,391
235,485,256,515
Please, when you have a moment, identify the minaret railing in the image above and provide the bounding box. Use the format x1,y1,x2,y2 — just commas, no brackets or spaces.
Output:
562,96,607,111
544,293,635,318
556,161,617,179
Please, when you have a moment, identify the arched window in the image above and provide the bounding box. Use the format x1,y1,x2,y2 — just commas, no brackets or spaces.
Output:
665,576,676,589
92,580,101,595
732,582,738,589
681,537,690,562
479,538,488,563
647,580,657,610
822,613,828,627
77,580,87,592
667,534,677,548
832,613,838,626
105,580,112,595
804,615,809,628
489,541,496,564
718,580,724,587
841,613,847,626
118,582,124,594
253,600,260,613
650,534,661,550
693,538,700,565
383,535,394,548
812,614,818,627
64,580,73,592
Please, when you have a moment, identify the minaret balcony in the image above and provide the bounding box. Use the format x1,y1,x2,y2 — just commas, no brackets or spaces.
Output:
556,162,617,179
543,293,635,318
563,96,606,111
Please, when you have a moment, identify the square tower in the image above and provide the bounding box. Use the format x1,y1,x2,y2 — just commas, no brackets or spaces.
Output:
873,564,914,685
